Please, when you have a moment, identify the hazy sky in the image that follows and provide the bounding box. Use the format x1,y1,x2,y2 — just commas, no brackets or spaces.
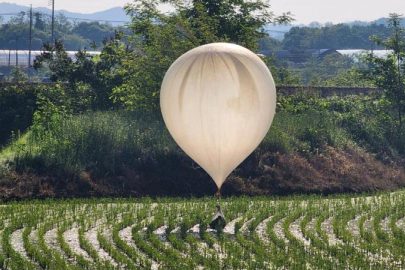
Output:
7,0,405,24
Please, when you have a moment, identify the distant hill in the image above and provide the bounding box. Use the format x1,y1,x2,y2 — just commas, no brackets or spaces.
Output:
0,2,131,25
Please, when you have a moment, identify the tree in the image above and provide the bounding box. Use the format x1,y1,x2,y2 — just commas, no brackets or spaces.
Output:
258,35,282,51
1,12,29,50
34,12,46,31
9,67,28,83
34,40,74,82
55,13,72,35
178,0,292,51
111,0,292,110
0,11,121,51
34,35,127,111
282,23,392,51
361,14,405,147
60,34,89,50
72,22,115,47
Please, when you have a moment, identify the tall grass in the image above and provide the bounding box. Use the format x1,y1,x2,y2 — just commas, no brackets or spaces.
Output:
2,108,351,177
262,110,350,155
5,110,177,176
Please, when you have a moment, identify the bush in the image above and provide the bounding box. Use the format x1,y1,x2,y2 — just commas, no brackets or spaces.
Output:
262,111,347,155
276,93,402,157
0,83,39,147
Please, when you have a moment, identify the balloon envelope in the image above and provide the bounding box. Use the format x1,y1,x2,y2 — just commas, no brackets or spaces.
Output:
160,43,276,189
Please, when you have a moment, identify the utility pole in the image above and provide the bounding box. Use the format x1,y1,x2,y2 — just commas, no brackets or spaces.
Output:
51,0,55,43
28,4,33,68
16,39,18,67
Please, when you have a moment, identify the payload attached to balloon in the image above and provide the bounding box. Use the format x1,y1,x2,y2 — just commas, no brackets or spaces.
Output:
160,42,276,192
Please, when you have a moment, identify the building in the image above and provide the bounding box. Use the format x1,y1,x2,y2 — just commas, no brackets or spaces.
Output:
259,49,342,63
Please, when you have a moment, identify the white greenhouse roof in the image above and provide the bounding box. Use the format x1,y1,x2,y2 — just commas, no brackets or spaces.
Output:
0,50,101,67
337,49,392,59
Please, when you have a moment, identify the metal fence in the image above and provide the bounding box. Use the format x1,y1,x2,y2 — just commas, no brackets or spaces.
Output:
0,50,101,67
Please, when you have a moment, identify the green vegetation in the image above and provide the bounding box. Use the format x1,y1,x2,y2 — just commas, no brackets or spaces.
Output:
1,191,405,268
284,54,373,86
2,92,405,198
1,7,405,199
0,83,39,146
268,16,405,87
361,14,405,145
111,0,292,110
0,11,121,50
27,0,293,111
282,23,392,50
7,110,173,178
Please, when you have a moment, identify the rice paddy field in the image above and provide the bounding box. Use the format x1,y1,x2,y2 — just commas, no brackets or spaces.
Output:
1,190,405,269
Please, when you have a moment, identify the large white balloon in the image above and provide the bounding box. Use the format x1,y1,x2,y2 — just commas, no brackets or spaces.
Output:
160,43,276,190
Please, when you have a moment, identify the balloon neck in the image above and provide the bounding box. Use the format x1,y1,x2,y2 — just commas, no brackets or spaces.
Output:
215,189,221,198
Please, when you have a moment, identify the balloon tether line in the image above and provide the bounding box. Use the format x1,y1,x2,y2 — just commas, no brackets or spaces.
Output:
215,188,221,204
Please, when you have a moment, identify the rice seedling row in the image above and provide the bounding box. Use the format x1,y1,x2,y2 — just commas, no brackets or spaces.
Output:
2,191,405,269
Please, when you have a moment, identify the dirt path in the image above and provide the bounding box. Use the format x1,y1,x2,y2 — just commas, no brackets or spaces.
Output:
10,228,33,263
255,216,272,244
290,216,310,246
63,226,93,262
85,226,116,265
321,216,343,246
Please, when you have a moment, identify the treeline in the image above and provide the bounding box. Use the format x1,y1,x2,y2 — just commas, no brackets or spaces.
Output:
0,11,125,51
282,23,392,50
1,8,397,53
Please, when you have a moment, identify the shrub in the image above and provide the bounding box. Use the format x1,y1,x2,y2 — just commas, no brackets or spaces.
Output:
0,83,39,147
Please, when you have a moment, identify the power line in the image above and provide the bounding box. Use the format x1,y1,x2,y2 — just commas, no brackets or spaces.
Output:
0,13,21,16
29,5,33,67
63,17,130,23
267,30,288,34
